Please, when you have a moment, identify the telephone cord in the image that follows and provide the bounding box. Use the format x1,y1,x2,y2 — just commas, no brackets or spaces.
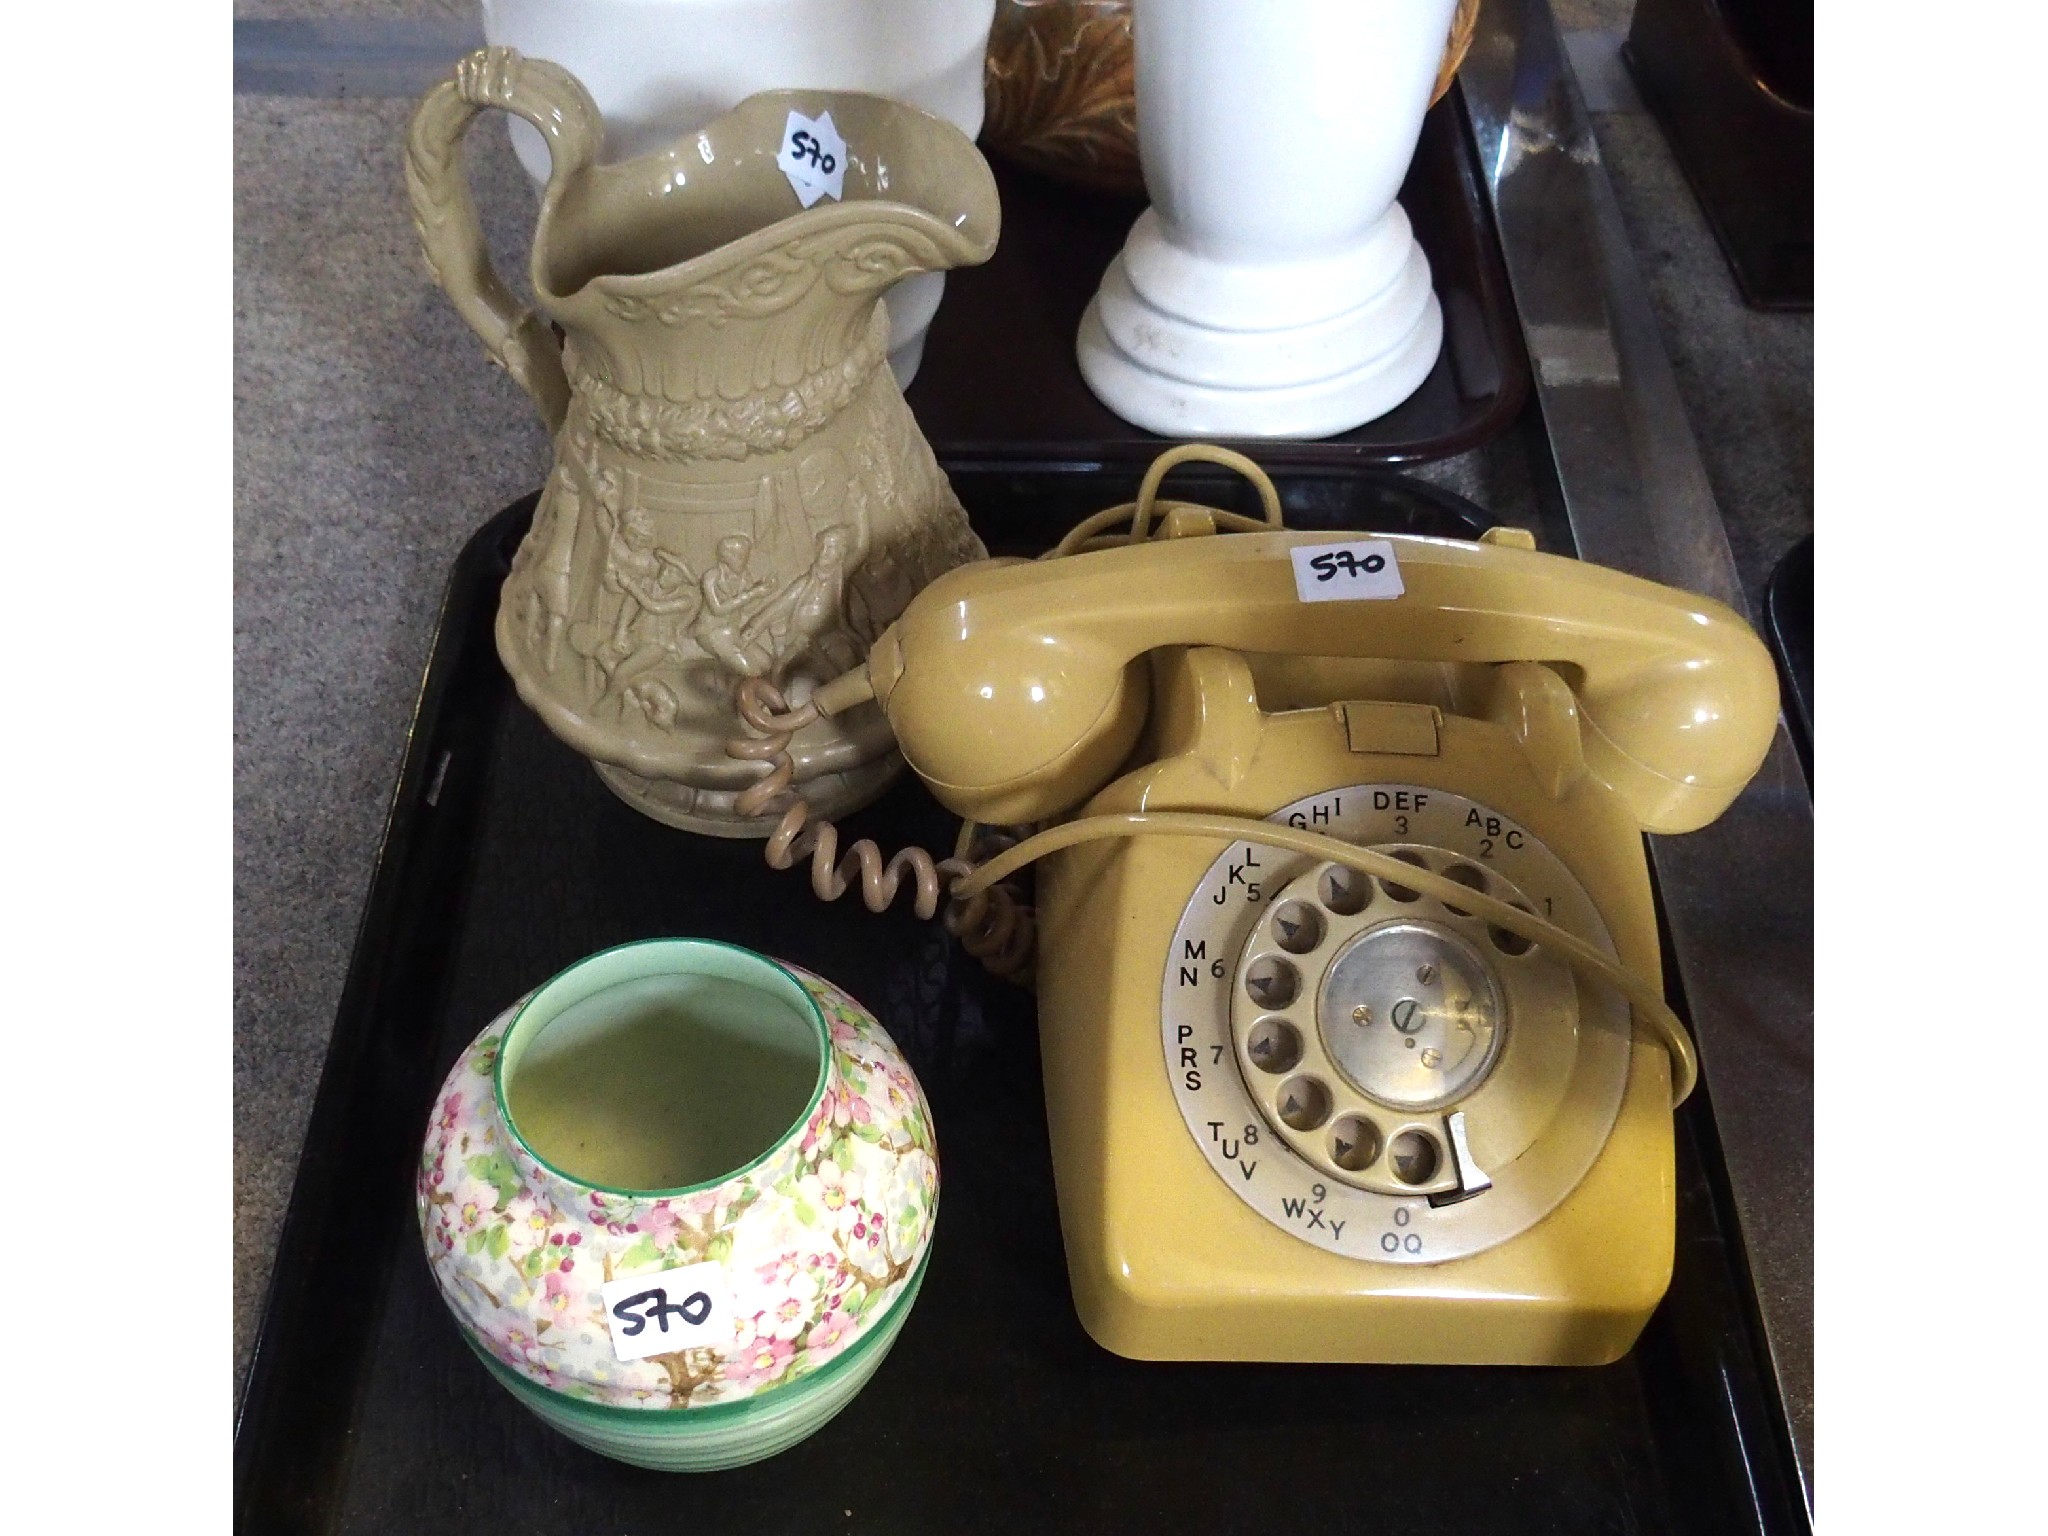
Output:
728,686,1695,1107
728,679,1035,984
724,441,1271,948
1046,443,1286,558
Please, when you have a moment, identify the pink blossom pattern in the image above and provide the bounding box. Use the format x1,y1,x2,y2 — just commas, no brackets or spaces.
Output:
416,964,936,1411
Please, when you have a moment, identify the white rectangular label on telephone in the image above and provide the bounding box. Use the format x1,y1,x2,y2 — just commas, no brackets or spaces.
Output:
600,1261,733,1361
1290,540,1405,603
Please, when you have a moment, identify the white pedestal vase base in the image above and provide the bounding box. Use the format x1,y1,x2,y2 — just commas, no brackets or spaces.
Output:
1077,212,1444,440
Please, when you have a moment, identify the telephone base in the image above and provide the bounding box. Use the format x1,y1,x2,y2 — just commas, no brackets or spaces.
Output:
1070,1291,1653,1370
1050,1039,1675,1369
1029,644,1690,1371
1052,1021,1676,1371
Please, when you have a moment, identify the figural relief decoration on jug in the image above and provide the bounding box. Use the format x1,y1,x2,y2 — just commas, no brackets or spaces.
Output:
407,49,999,833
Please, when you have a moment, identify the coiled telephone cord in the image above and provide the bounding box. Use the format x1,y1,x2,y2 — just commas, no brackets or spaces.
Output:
729,678,1036,985
720,446,1278,986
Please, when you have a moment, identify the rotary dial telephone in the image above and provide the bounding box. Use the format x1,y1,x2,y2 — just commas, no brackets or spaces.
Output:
733,445,1779,1366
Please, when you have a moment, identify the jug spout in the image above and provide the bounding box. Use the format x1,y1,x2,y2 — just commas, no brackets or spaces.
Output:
527,89,997,456
547,89,998,301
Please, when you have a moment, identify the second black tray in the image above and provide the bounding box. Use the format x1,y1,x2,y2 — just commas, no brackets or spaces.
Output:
236,466,1801,1535
906,94,1530,466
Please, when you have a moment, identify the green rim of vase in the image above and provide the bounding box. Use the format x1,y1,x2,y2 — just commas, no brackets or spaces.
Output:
493,938,832,1201
468,1244,932,1428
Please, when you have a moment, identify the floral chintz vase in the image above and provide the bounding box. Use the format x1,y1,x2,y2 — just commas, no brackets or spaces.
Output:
417,951,938,1469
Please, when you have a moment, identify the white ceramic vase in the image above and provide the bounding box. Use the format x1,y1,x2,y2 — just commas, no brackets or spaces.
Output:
1076,0,1458,438
480,0,997,387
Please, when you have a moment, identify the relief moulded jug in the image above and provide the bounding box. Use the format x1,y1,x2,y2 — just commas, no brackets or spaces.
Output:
407,49,1000,832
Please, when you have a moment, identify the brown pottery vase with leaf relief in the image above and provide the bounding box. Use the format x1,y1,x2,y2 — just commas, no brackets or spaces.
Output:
406,48,999,834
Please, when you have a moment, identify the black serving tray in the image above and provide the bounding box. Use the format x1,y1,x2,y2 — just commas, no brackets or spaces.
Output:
905,93,1530,467
235,467,1804,1535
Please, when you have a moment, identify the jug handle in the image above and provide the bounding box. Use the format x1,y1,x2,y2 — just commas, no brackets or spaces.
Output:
405,48,601,434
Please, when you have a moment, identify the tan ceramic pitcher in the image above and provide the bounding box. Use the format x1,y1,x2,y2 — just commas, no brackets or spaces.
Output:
407,48,999,834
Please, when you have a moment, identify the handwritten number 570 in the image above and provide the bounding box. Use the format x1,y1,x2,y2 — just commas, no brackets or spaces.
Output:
790,131,837,174
1309,550,1387,582
612,1287,713,1337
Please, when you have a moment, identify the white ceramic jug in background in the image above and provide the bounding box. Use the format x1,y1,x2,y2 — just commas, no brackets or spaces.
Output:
482,0,997,387
1077,0,1460,438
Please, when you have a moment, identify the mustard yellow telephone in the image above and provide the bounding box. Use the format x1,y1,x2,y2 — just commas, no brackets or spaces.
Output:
735,445,1779,1367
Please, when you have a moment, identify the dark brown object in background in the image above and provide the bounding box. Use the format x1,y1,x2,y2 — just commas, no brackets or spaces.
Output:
1625,0,1813,309
981,0,1483,199
982,0,1139,194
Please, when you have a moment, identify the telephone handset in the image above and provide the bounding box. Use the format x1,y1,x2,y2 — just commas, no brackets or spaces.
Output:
854,483,1772,836
734,445,1778,1366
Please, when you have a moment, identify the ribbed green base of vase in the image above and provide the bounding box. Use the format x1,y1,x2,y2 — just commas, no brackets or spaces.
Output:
468,1254,928,1472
